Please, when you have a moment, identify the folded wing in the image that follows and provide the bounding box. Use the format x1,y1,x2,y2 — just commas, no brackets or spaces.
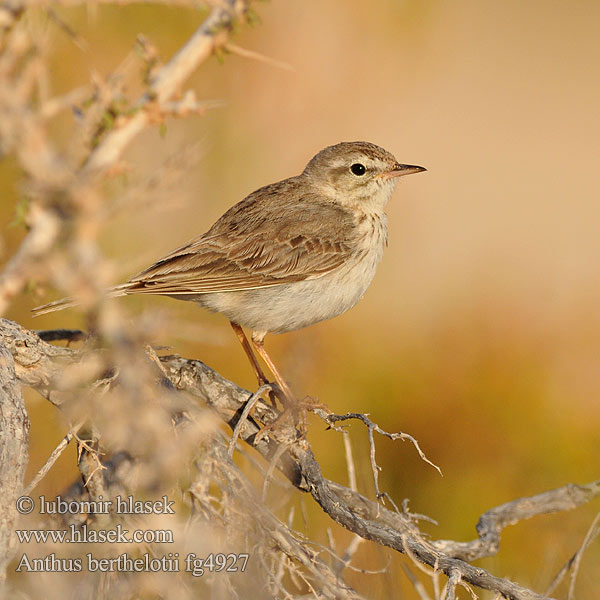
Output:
126,188,357,296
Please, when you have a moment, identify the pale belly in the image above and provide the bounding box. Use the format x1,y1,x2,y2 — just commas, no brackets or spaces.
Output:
195,244,384,335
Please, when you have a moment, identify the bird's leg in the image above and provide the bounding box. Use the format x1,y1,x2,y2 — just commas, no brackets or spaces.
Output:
250,333,297,405
230,322,270,386
230,322,283,408
250,332,307,440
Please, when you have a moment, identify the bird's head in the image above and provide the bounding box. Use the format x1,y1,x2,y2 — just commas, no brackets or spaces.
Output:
302,141,426,212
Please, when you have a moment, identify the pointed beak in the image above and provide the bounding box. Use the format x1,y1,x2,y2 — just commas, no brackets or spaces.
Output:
383,163,427,179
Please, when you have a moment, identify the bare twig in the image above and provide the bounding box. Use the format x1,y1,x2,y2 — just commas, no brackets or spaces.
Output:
323,411,442,500
262,438,291,502
402,563,433,600
343,431,358,492
432,479,600,561
0,206,61,315
225,42,293,71
75,431,107,491
228,383,274,457
335,432,366,575
191,437,361,600
24,420,84,495
544,511,600,597
568,511,600,599
83,0,247,174
443,569,461,600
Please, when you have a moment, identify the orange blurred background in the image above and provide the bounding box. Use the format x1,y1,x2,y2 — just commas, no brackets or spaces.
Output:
3,0,599,597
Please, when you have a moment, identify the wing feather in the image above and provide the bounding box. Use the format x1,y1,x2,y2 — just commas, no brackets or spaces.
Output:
32,178,362,315
126,185,357,296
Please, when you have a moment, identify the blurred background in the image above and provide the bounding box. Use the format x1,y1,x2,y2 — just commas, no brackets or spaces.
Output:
3,0,599,597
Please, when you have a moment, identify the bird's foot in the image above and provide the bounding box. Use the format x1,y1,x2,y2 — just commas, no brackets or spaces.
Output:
251,379,288,409
300,395,332,415
254,406,300,444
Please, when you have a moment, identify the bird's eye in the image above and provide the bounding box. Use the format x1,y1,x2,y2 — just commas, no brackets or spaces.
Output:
350,163,366,176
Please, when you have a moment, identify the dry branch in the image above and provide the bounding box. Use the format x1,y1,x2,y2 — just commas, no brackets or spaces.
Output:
0,0,247,317
83,0,245,173
190,436,362,600
0,342,30,578
2,318,598,599
432,481,600,562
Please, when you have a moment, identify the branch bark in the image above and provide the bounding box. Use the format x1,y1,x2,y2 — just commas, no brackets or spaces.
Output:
2,318,598,599
0,342,30,579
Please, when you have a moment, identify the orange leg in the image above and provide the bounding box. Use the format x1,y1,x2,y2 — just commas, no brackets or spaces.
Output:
230,322,269,386
250,332,296,405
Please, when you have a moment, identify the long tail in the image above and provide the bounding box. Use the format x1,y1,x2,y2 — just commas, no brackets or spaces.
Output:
31,283,133,316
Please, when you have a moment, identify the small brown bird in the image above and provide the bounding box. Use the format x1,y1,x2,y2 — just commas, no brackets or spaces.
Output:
34,141,426,401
